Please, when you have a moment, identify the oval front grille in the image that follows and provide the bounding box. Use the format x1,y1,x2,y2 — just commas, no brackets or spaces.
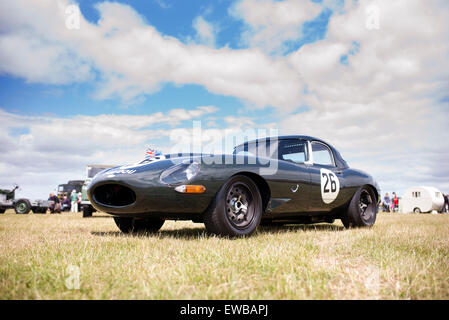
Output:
93,184,136,207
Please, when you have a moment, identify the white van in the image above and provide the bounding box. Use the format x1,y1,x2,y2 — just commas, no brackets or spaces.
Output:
400,186,445,213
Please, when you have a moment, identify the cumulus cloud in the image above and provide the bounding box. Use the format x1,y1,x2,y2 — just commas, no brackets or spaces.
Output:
0,0,306,110
192,16,217,47
230,0,322,54
283,0,449,193
0,106,217,199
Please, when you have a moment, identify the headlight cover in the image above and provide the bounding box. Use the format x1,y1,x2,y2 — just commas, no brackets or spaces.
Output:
159,161,200,185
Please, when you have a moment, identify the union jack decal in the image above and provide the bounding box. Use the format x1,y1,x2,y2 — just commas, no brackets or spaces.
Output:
145,147,162,159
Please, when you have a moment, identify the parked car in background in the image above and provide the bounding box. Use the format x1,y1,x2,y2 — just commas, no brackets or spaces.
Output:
0,185,49,214
57,180,84,200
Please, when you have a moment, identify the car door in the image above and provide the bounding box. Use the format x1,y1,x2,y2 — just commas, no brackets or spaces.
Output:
267,138,311,214
307,141,345,212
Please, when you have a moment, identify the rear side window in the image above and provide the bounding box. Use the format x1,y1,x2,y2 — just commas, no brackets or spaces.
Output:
278,139,308,164
311,142,335,166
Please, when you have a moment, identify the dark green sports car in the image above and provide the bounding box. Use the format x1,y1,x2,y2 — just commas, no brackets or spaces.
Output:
88,135,380,237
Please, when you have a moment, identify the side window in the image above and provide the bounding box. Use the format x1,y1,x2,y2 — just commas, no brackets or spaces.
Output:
278,139,308,164
311,142,335,167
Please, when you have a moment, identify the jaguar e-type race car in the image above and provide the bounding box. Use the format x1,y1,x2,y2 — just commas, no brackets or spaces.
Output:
88,135,380,237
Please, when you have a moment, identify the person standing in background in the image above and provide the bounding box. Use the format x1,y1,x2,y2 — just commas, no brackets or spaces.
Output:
77,191,82,213
61,195,71,212
383,193,391,212
444,193,449,213
70,189,78,213
393,193,399,212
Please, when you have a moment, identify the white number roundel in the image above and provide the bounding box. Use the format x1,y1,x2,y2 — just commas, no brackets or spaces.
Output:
320,168,340,204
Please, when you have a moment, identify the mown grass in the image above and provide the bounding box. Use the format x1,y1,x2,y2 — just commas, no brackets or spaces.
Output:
0,210,448,299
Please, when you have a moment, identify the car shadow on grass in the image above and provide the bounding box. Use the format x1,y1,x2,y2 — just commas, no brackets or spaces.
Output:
91,223,344,239
91,228,208,239
258,223,345,233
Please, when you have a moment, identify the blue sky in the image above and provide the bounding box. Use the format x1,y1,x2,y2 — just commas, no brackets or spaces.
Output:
0,0,448,199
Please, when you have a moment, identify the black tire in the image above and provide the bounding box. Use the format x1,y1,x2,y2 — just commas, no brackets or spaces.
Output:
413,207,421,214
325,217,335,224
14,199,31,214
341,186,377,228
204,175,263,237
0,208,5,214
113,217,164,234
83,205,94,218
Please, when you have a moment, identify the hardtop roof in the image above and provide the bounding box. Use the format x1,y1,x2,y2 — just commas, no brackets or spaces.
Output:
235,135,330,148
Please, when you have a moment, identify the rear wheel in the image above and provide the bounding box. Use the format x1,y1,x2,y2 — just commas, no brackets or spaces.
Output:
341,186,377,228
113,217,164,234
14,199,31,214
413,207,421,214
0,208,5,214
204,175,262,237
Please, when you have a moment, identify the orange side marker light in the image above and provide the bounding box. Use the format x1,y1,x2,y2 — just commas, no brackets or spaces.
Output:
174,185,206,194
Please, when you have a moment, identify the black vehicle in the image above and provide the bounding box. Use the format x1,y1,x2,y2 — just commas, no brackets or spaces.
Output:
57,180,84,200
88,135,381,237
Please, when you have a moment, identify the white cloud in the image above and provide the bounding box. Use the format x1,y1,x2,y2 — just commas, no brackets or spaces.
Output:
154,0,171,9
0,0,306,110
192,16,217,47
0,106,217,199
230,0,323,54
283,0,449,194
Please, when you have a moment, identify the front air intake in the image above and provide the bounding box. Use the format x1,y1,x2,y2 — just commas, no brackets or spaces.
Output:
93,184,136,207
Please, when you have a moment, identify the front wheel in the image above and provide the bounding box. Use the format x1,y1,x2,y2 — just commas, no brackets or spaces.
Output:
413,207,421,214
113,217,165,234
341,186,377,228
14,199,31,214
204,175,263,237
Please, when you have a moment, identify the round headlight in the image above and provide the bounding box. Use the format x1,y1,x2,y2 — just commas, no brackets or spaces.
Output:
160,161,200,185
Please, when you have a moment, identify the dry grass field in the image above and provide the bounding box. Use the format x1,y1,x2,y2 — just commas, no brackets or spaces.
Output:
0,210,448,300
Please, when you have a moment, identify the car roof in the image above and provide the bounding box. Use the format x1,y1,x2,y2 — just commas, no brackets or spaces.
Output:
235,135,330,148
234,135,348,169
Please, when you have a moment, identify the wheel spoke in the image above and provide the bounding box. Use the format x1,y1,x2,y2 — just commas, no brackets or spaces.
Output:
359,190,374,220
225,182,253,228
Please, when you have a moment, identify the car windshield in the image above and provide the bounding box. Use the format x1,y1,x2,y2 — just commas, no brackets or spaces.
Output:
233,139,309,164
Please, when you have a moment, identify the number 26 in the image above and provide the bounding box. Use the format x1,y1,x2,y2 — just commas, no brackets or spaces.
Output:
322,173,337,193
